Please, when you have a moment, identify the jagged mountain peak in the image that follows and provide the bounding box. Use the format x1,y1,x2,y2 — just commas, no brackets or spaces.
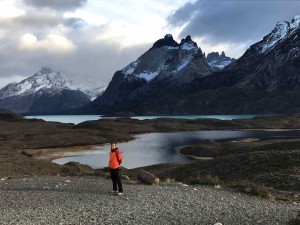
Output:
180,35,195,46
179,35,198,51
207,51,229,59
181,35,192,43
122,34,203,82
150,34,198,51
150,34,179,50
206,51,235,70
164,34,173,39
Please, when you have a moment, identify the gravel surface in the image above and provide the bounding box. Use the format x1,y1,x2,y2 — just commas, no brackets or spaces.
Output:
0,176,298,225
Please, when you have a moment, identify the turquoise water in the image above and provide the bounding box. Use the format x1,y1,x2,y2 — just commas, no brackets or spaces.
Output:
25,114,258,124
52,129,300,169
25,115,102,124
132,115,258,120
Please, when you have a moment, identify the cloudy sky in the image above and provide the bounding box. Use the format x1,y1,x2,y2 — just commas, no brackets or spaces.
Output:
0,0,299,88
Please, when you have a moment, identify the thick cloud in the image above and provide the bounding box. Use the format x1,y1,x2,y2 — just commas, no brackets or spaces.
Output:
0,7,149,88
1,0,186,88
168,1,300,47
0,23,148,86
23,0,87,11
0,12,85,35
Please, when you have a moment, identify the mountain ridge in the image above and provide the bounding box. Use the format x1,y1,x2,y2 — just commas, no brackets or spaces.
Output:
78,15,300,116
79,34,234,114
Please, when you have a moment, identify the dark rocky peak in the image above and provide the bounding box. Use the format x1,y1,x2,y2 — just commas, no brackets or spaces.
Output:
207,52,220,61
149,34,179,50
179,35,198,48
149,34,200,51
207,51,233,62
206,51,235,71
180,35,192,44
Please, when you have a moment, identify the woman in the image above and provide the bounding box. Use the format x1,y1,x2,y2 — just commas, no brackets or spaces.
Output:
108,142,123,195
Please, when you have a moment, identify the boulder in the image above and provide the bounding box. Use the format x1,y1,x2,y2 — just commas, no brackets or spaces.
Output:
137,170,159,185
121,175,130,181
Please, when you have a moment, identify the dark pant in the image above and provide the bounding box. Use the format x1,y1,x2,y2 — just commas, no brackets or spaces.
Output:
110,168,123,193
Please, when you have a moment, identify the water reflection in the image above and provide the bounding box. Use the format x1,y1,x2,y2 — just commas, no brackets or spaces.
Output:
52,129,300,169
52,130,255,169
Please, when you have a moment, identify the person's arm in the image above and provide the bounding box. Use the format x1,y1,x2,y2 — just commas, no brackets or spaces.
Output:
116,150,122,165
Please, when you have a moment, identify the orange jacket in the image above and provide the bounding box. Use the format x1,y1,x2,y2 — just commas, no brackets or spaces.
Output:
108,148,122,169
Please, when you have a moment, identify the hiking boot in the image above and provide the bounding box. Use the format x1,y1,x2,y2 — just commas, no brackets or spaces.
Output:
117,192,123,196
109,190,118,194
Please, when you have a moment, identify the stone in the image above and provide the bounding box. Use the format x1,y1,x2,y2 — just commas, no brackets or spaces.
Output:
214,184,222,189
137,170,159,185
121,175,130,181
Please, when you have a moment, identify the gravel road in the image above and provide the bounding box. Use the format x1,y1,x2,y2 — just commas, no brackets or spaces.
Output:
0,176,298,225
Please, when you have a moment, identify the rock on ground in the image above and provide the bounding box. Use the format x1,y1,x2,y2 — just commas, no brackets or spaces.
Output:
137,170,159,185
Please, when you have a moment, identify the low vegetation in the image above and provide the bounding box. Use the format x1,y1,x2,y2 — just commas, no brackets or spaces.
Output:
0,111,299,201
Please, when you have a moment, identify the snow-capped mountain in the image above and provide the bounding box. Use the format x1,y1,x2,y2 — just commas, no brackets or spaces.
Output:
121,34,204,82
206,51,235,71
79,34,213,114
256,15,300,54
0,67,107,114
225,15,300,91
0,68,75,99
78,15,300,116
76,81,107,101
0,67,107,101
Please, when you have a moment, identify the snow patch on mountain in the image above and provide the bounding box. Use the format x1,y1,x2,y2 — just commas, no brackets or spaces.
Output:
77,81,107,101
16,81,32,95
138,72,159,81
173,60,190,73
181,42,196,51
122,60,140,75
261,22,289,53
260,16,300,54
208,60,232,69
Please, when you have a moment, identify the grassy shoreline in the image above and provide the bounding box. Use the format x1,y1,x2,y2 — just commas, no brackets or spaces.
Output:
0,113,300,201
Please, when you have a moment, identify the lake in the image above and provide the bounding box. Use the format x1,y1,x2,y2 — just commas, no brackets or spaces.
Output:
25,114,258,124
52,129,300,169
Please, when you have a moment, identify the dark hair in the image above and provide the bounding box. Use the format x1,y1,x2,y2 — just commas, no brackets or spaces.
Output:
110,142,117,145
